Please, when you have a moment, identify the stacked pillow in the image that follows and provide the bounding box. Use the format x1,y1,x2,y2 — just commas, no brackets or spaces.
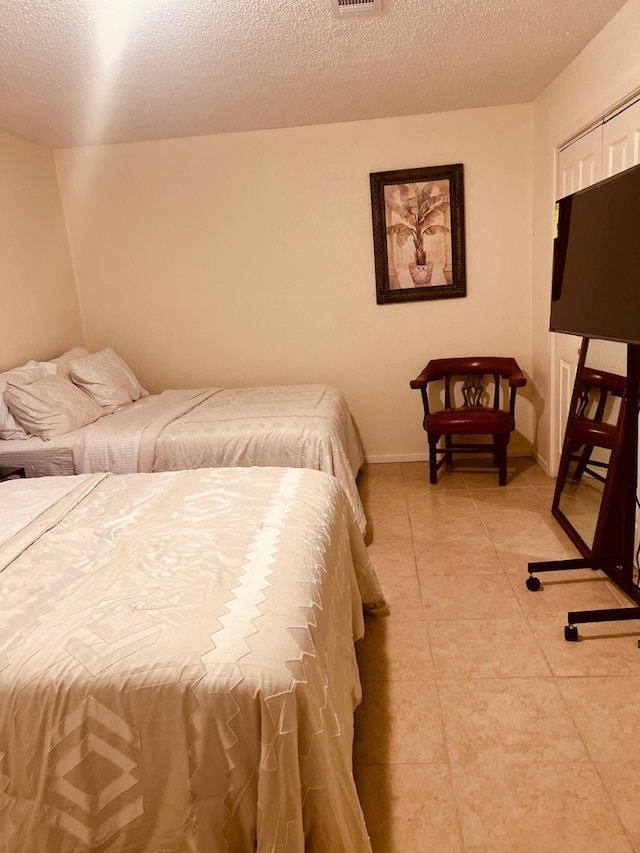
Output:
4,374,104,441
0,347,146,441
0,361,56,440
68,348,145,413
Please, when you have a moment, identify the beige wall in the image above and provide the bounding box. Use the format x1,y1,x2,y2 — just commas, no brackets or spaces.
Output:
0,132,83,371
531,0,640,472
3,2,638,464
55,104,533,461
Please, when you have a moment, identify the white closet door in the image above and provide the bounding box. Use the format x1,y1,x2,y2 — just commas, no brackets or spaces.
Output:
602,97,640,176
551,126,602,472
557,125,602,198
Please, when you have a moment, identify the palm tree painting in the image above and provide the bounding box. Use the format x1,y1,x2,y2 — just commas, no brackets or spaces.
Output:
384,180,452,287
370,164,466,304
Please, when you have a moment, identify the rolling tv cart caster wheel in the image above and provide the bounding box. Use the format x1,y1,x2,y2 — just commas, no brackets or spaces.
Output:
526,576,541,591
565,625,579,642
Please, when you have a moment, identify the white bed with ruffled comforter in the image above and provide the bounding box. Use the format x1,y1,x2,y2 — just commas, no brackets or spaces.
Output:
0,466,384,852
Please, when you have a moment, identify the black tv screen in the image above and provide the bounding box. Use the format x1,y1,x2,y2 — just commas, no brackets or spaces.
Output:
550,162,640,344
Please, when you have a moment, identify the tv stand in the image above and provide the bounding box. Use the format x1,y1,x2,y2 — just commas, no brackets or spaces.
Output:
527,342,640,641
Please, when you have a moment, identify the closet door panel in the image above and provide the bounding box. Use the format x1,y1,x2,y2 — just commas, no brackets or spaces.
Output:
557,125,602,198
603,98,640,177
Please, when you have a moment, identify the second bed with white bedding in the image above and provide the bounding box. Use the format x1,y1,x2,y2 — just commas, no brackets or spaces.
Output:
0,383,367,532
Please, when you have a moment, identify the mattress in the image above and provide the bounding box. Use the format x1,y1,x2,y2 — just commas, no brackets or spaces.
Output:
0,384,367,533
0,466,384,852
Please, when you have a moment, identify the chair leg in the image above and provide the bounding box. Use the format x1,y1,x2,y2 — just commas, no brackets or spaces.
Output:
444,435,453,467
573,444,595,482
428,433,440,484
496,435,509,486
555,438,579,498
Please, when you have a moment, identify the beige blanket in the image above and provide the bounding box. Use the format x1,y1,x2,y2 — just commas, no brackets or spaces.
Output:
0,467,383,852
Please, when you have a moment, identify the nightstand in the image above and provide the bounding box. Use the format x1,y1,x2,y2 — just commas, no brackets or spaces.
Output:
0,466,26,482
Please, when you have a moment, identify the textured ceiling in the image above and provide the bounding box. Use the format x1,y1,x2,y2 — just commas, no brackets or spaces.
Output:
0,0,628,149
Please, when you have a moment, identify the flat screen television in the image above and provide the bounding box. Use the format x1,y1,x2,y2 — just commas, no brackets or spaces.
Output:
550,161,640,344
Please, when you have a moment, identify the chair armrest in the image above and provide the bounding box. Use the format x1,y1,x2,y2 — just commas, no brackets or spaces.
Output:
410,364,436,389
580,367,625,397
505,359,527,388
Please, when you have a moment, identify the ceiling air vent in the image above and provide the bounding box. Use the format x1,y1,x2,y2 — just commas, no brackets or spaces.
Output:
330,0,382,18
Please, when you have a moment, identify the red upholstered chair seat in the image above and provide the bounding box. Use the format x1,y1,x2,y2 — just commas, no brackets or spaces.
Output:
426,408,514,436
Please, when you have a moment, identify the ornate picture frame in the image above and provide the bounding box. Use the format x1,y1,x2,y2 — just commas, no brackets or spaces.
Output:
370,163,467,304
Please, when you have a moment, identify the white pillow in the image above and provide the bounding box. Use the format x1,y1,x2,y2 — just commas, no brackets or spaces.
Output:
0,361,55,440
69,348,144,412
5,375,104,440
48,346,91,380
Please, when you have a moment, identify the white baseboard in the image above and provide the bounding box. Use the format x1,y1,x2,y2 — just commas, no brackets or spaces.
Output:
532,450,552,477
364,452,429,464
364,448,535,466
364,436,536,471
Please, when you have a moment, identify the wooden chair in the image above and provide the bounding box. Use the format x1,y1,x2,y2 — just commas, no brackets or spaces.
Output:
554,365,625,494
549,362,626,556
410,357,527,485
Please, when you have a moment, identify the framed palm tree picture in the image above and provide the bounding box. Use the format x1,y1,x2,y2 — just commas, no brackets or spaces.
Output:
370,163,467,304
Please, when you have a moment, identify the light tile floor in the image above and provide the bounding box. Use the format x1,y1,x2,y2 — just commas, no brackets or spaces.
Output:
354,458,640,853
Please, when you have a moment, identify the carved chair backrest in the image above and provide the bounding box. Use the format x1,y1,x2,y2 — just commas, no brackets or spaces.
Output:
575,367,625,426
444,373,501,411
